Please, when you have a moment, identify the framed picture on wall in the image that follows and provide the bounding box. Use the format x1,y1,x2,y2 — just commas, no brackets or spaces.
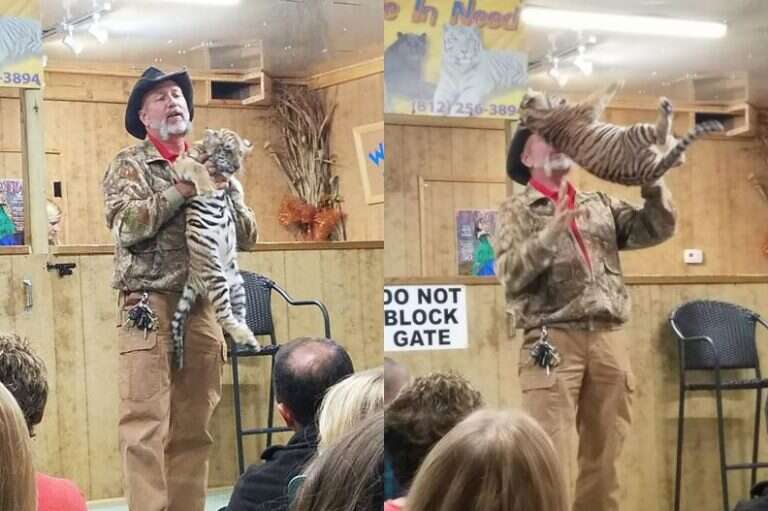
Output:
456,209,497,277
353,121,384,205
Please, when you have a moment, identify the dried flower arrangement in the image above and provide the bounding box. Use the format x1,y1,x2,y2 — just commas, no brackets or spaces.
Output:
264,85,346,241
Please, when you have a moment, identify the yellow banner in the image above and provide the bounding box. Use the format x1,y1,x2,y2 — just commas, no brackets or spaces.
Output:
384,0,525,119
0,0,43,89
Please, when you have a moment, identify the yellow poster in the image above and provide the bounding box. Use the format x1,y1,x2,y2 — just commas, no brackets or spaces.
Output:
0,0,43,89
384,0,526,118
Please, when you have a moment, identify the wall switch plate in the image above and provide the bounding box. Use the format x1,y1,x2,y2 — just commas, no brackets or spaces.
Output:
684,249,704,264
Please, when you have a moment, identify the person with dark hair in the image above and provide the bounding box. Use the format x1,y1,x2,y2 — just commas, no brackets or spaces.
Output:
226,336,354,511
292,410,384,511
384,372,483,510
0,333,87,510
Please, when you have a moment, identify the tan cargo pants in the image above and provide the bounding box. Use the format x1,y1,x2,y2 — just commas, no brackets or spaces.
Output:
519,327,635,511
118,290,225,511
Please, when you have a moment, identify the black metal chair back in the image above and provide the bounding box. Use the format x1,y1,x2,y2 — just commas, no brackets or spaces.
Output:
669,299,768,511
671,300,760,371
241,272,276,338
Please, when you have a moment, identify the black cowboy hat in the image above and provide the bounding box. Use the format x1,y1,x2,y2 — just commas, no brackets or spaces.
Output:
506,125,533,185
125,66,194,139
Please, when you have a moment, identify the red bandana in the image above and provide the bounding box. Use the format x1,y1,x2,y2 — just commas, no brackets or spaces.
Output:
147,133,188,164
529,178,592,273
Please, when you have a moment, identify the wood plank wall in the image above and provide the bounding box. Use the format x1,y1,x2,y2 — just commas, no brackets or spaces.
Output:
386,280,768,511
385,108,768,278
321,73,384,241
0,246,382,500
0,70,384,246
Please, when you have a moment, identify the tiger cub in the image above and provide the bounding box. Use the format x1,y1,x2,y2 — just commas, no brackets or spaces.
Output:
171,128,260,368
519,83,724,186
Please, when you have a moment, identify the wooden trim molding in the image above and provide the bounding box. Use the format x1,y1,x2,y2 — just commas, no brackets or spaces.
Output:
385,274,768,286
49,241,384,256
299,57,383,90
0,246,31,255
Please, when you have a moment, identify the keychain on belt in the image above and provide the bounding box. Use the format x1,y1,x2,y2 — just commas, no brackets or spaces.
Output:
528,326,561,375
125,292,159,338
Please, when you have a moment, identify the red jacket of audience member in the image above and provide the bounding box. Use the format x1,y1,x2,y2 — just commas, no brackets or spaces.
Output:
37,473,87,511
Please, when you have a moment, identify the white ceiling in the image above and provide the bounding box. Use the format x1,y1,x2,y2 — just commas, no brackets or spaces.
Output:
523,0,768,106
39,0,768,106
41,0,383,77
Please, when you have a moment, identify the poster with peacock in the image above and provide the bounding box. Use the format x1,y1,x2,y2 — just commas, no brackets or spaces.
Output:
456,209,496,276
384,0,526,118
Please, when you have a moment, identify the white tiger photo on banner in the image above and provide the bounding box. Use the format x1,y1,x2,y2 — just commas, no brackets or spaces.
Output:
433,24,527,117
0,17,42,66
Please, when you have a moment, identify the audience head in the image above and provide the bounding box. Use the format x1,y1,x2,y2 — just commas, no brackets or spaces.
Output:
292,410,384,511
0,382,37,511
273,337,354,429
318,366,384,450
0,333,48,436
385,371,483,490
405,409,569,511
384,356,410,403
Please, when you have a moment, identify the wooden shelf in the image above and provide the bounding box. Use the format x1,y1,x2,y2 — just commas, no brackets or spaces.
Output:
693,103,756,137
208,70,272,107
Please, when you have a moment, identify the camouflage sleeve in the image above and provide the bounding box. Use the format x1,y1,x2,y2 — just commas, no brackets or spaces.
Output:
103,157,185,248
494,198,557,294
227,176,259,249
607,178,677,250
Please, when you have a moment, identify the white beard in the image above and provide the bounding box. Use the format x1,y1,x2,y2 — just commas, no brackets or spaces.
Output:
153,117,191,141
543,154,573,177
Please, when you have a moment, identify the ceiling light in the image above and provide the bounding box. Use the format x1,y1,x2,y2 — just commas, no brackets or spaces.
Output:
88,13,109,43
548,58,569,88
521,6,727,39
63,26,83,55
157,0,240,5
573,44,593,76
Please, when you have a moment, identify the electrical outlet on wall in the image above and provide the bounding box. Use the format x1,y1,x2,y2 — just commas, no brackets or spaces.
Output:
683,249,704,264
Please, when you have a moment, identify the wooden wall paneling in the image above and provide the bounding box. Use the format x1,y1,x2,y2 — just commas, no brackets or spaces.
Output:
78,255,122,499
0,97,22,149
323,73,384,242
0,256,15,331
283,250,326,340
359,247,384,369
387,108,768,279
383,124,405,277
320,249,366,367
50,255,92,495
11,255,61,477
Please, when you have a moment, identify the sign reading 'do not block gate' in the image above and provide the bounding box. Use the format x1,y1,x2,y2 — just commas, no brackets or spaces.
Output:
384,285,468,351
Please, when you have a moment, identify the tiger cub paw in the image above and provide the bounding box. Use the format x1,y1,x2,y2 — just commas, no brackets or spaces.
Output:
231,324,261,350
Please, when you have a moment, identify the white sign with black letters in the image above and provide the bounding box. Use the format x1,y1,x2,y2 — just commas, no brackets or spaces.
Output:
384,285,468,351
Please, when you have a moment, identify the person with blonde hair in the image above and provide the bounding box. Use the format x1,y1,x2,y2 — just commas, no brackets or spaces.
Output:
0,382,36,511
405,409,569,511
292,410,384,511
317,366,384,450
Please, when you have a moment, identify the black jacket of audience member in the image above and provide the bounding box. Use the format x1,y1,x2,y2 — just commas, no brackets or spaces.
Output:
226,423,319,511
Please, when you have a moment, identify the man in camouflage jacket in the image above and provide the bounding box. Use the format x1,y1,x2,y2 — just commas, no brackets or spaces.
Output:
496,127,676,511
102,67,258,511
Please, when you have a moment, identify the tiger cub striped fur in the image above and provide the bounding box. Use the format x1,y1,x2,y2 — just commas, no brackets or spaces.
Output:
170,128,260,368
519,83,724,186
